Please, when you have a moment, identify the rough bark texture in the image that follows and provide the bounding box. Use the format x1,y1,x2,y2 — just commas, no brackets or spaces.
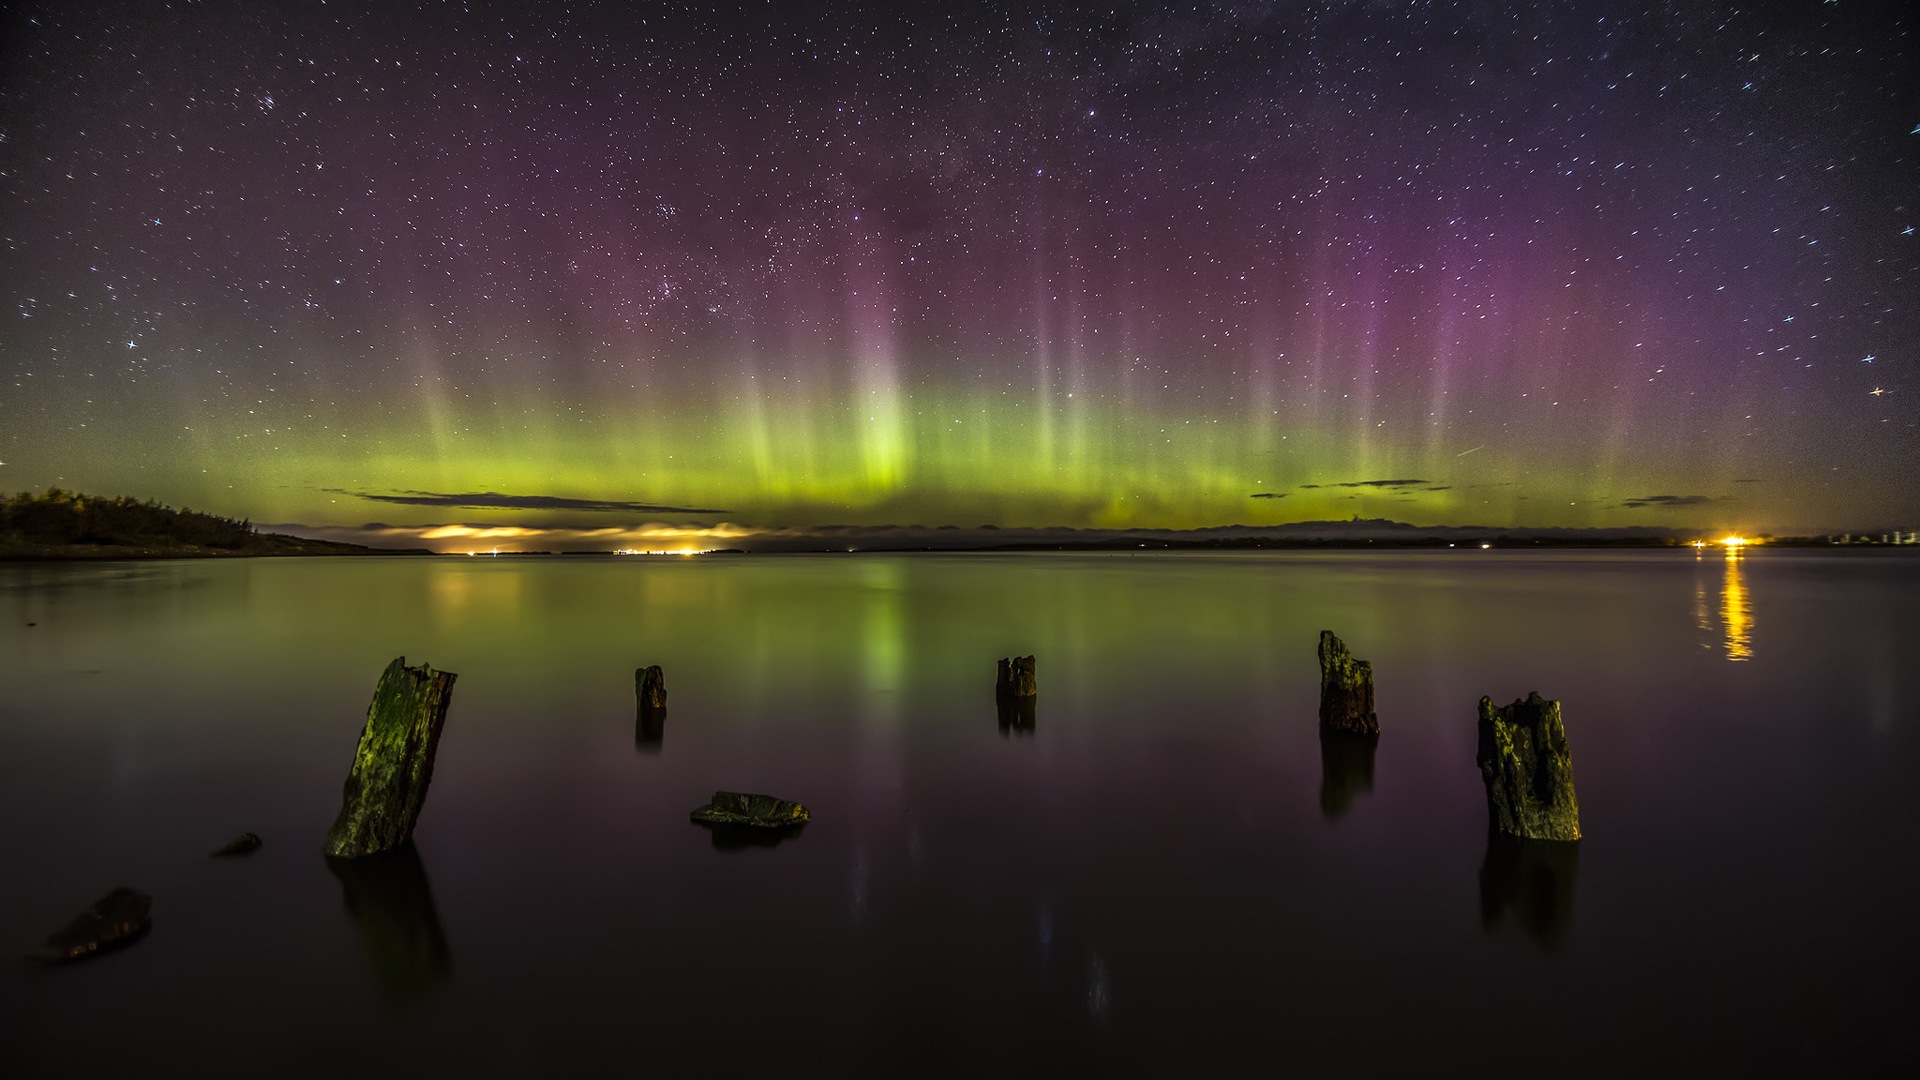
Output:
1318,732,1378,819
1317,631,1379,735
1476,692,1582,841
327,844,451,1001
635,665,667,710
996,655,1037,699
690,791,810,828
323,657,457,858
211,832,262,857
30,887,151,963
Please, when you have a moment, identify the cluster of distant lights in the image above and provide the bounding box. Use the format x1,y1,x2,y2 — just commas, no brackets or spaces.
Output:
1693,536,1755,554
459,547,714,556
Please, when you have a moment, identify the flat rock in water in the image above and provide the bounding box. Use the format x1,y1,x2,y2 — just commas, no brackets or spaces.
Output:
211,832,263,857
690,791,810,829
29,887,151,963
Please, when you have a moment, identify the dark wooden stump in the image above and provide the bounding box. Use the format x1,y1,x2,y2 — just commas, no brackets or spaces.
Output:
996,655,1037,699
1317,631,1379,735
323,657,457,859
635,664,667,710
1476,692,1582,841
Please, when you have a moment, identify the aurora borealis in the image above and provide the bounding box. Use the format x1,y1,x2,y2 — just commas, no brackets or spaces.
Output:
2,1,1915,548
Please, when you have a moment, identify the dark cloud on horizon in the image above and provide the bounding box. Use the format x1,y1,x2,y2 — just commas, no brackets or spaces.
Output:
1299,479,1433,490
1618,494,1717,509
330,489,729,514
1249,492,1288,499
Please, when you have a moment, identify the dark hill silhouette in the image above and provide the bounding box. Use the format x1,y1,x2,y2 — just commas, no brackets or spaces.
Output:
1,490,420,558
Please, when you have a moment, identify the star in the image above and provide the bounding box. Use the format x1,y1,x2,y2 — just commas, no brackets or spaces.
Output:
1870,387,1889,396
1861,355,1875,363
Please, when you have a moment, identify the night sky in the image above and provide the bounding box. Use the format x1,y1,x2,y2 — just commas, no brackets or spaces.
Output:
3,1,1915,547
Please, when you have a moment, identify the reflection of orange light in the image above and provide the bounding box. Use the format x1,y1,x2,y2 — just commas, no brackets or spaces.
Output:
1721,554,1752,661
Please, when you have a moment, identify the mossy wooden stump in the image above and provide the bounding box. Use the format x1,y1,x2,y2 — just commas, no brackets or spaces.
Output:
1317,631,1378,735
324,657,457,859
636,665,667,710
996,655,1037,699
1476,692,1581,841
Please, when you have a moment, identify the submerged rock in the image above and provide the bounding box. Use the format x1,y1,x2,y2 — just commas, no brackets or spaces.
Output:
29,887,151,963
690,791,810,829
635,665,667,710
1318,732,1379,819
323,657,458,859
1317,631,1379,736
211,832,263,857
996,655,1037,699
1476,692,1582,841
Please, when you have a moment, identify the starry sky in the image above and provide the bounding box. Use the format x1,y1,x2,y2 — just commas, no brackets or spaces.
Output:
2,0,1915,547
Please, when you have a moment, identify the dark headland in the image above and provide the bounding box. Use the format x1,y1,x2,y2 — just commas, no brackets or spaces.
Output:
0,490,428,560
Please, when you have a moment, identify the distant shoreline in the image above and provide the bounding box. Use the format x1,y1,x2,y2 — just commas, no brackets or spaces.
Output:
0,541,435,561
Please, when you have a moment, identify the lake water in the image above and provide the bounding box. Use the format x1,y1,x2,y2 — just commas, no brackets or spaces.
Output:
2,551,1916,1076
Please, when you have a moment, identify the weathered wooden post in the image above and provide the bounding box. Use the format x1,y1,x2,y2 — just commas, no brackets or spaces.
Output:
1475,692,1582,841
996,655,1037,699
635,664,667,750
1317,631,1379,735
323,657,457,858
636,665,667,710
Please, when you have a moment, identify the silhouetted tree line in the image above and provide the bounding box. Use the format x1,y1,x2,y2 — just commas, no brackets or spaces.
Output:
1,490,256,548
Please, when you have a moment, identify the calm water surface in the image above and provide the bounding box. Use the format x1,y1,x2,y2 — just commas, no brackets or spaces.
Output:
2,551,1916,1076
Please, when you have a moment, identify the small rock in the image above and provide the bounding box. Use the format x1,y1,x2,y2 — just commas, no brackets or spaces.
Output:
690,791,809,829
29,887,151,963
996,655,1036,699
1476,692,1582,841
211,832,263,857
1317,631,1379,736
